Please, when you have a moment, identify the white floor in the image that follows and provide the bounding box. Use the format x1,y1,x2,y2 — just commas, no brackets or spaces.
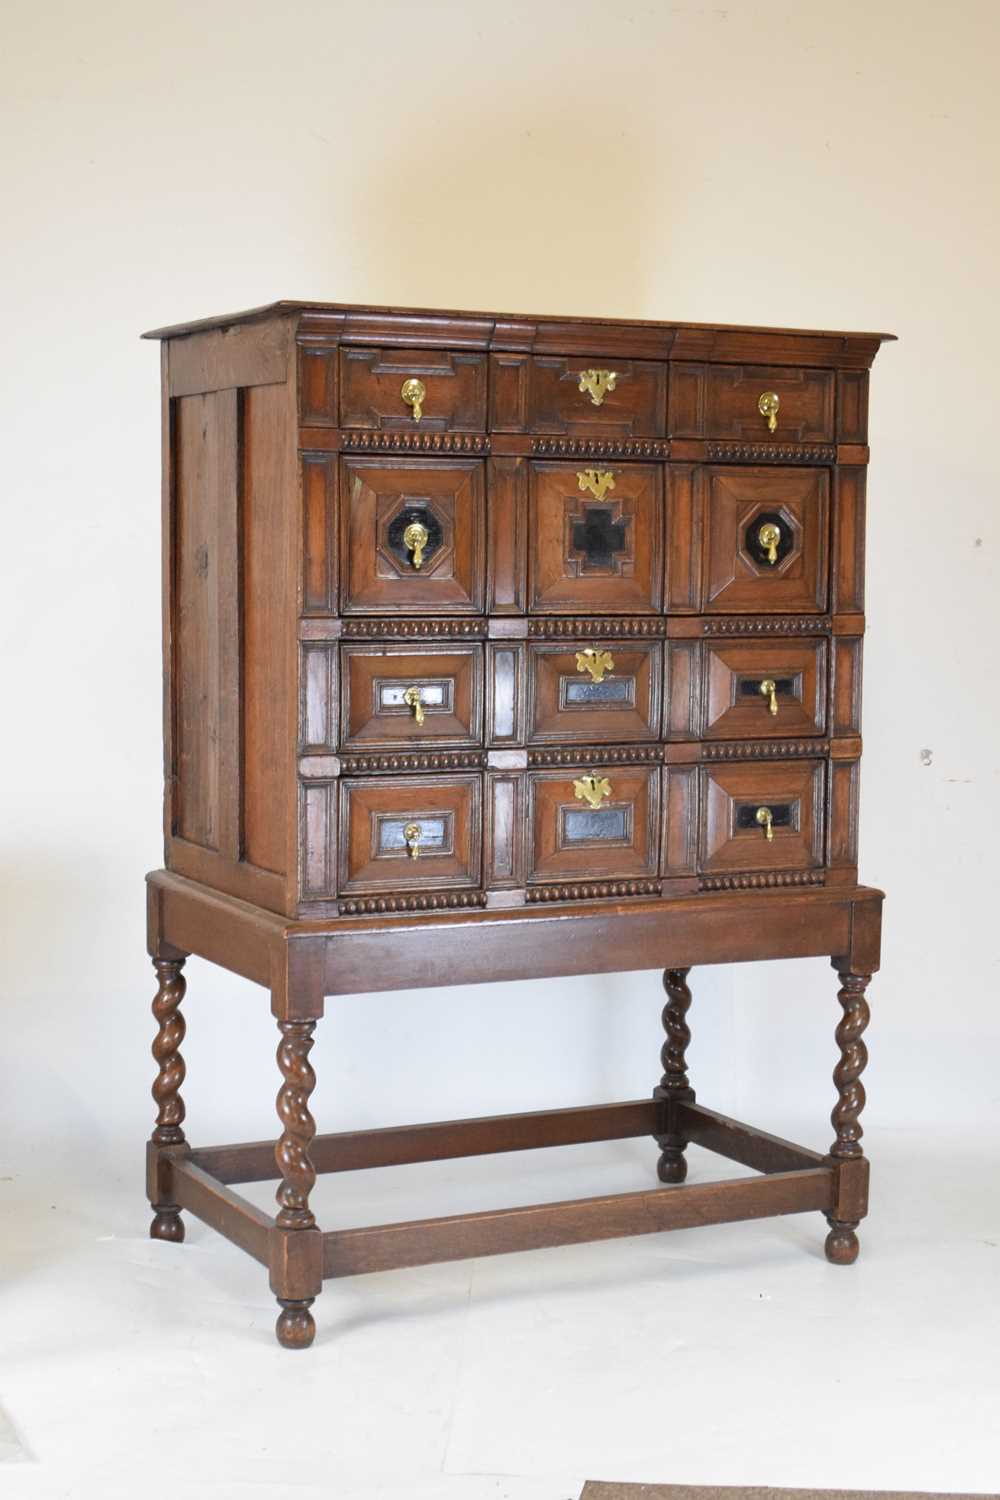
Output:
2,1127,999,1500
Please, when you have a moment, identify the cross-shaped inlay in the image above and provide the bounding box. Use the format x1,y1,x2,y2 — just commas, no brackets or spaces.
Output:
570,506,630,569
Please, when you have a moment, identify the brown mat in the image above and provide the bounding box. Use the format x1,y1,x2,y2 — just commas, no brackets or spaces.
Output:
581,1487,997,1500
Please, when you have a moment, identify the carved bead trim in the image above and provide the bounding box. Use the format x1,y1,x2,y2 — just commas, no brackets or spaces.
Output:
527,879,661,903
699,870,826,891
701,616,832,636
339,750,485,774
531,437,670,460
701,740,829,761
705,442,836,465
528,617,666,638
338,890,488,915
342,618,488,638
341,431,491,454
527,745,663,767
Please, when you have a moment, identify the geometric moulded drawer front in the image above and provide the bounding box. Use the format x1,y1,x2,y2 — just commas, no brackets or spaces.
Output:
671,362,835,443
340,456,485,614
340,644,483,750
702,466,829,613
490,354,667,438
339,347,488,432
528,461,663,615
701,638,827,739
338,774,482,894
525,764,660,883
526,641,662,743
698,760,825,874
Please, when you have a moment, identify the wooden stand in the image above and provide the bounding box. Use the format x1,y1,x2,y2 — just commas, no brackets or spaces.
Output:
147,870,879,1349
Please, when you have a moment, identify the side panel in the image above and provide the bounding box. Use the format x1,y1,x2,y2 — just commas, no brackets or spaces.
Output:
163,316,298,914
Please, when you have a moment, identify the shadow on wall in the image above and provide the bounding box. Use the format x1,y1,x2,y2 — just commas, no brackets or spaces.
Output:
340,105,661,315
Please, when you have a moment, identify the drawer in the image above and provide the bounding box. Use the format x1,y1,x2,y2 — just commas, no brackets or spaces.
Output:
702,466,829,613
699,760,824,874
528,461,663,614
340,644,483,750
491,355,666,437
340,347,487,431
338,774,482,894
670,363,834,442
526,641,662,744
698,639,827,739
526,764,660,883
340,456,485,614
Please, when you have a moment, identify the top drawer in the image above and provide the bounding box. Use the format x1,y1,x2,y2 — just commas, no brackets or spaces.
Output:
670,363,835,444
340,348,488,432
491,355,667,438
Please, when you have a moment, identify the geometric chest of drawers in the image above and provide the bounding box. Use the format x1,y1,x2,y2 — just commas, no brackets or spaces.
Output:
144,301,891,1347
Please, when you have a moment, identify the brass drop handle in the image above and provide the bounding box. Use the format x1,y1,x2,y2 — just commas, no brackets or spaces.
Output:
403,686,425,725
403,520,429,570
573,774,612,809
758,521,781,565
401,377,426,422
575,647,614,684
755,806,775,842
759,678,778,716
758,390,780,433
578,368,617,407
403,822,422,859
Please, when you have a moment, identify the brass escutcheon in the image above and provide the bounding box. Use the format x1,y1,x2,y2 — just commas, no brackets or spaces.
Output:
403,686,425,725
573,774,612,809
758,390,780,433
575,647,615,684
403,822,422,858
577,468,616,502
755,805,775,842
578,368,617,406
759,677,778,716
401,377,426,422
758,521,781,565
403,520,429,570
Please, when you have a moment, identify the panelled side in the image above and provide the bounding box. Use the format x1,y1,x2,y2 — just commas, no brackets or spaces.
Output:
163,316,299,915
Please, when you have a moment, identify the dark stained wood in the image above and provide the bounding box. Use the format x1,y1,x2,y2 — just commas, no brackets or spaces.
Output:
191,1099,663,1184
322,1168,834,1278
654,968,695,1183
678,1102,826,1174
145,297,888,1343
170,1158,273,1265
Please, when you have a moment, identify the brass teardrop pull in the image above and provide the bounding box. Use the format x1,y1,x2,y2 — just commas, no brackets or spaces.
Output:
401,377,426,422
755,806,775,842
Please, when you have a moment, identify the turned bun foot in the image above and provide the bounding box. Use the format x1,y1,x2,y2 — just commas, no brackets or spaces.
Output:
657,1151,687,1184
150,1209,185,1242
825,1220,860,1265
276,1298,316,1349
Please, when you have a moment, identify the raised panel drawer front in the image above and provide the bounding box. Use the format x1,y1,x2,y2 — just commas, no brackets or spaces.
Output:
701,639,827,739
338,774,482,893
526,641,662,744
671,363,835,442
528,461,663,614
699,760,824,874
491,355,667,437
341,456,485,614
340,644,483,750
340,347,488,431
703,466,829,613
526,765,660,882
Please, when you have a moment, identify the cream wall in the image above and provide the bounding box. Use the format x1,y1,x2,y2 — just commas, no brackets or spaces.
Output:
2,0,998,1166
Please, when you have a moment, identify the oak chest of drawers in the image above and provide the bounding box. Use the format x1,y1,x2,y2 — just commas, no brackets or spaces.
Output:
144,300,890,1348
